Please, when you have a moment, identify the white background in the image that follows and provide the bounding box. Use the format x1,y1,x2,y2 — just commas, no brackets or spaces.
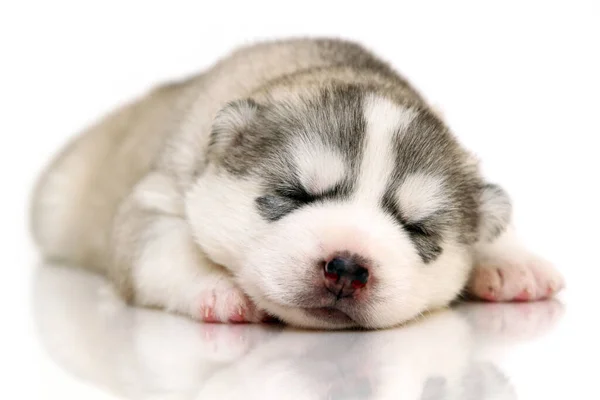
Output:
1,1,599,399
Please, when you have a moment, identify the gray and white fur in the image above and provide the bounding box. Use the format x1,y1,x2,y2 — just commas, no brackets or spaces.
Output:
31,38,564,329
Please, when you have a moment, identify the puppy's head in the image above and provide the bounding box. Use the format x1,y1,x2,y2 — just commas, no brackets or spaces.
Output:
186,85,510,329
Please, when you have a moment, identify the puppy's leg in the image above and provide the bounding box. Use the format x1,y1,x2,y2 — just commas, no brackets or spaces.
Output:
110,173,265,323
468,226,565,302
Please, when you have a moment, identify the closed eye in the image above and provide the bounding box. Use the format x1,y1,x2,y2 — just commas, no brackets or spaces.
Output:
381,194,442,238
404,222,431,237
275,182,346,205
256,184,332,222
275,186,318,204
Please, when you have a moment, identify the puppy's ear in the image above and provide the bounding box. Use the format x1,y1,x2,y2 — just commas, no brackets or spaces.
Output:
478,183,512,242
208,99,261,160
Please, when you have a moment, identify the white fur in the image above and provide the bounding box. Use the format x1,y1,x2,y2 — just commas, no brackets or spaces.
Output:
133,215,222,318
185,167,268,272
133,173,184,216
292,138,346,194
397,173,448,221
354,95,416,203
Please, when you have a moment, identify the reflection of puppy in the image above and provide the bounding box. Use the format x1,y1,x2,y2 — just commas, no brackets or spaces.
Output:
198,313,472,399
196,310,518,400
31,38,564,329
35,266,563,399
33,265,282,400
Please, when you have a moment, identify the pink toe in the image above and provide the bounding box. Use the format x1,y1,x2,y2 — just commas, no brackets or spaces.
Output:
481,289,497,302
229,312,247,323
228,305,249,323
201,307,218,323
544,285,560,299
514,289,531,302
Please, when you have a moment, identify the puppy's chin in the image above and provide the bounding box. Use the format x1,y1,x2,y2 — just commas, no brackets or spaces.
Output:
243,291,360,330
284,309,358,330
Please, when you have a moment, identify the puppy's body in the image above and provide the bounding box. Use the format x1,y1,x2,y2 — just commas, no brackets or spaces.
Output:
31,38,563,329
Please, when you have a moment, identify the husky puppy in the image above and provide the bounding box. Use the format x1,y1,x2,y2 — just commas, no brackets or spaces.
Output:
30,38,564,329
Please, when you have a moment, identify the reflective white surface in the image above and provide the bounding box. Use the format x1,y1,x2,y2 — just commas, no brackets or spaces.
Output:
26,263,594,400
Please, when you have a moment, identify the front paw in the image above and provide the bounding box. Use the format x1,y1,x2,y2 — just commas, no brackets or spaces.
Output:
198,280,266,324
467,255,565,302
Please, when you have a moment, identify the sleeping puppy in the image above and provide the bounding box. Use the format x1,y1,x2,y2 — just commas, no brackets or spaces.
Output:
30,38,564,329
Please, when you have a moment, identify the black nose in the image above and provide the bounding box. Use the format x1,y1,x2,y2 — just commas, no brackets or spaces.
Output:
323,256,369,298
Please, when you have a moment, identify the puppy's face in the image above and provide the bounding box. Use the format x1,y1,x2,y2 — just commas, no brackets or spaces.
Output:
186,86,510,329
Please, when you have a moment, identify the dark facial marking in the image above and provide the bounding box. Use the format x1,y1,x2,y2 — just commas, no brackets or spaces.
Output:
255,195,302,222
